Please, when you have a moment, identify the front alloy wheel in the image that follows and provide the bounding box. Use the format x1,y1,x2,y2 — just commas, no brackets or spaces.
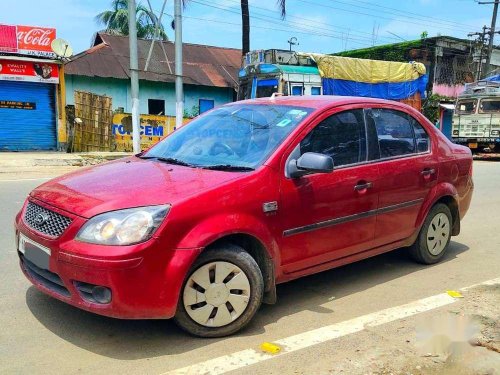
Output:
183,261,251,327
175,244,264,337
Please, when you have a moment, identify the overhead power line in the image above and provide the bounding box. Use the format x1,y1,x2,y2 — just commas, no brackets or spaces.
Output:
336,0,477,29
215,0,403,44
189,0,422,48
295,0,476,33
188,0,383,47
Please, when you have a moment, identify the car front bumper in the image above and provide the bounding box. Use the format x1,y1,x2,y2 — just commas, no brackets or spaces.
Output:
15,205,202,320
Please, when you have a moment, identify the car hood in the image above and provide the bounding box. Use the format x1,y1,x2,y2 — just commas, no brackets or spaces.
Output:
30,157,244,218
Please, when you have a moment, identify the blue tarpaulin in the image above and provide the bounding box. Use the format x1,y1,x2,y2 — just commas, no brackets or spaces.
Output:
483,74,500,82
322,75,428,100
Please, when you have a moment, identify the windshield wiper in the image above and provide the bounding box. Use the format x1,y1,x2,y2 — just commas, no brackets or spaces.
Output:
156,157,196,167
202,164,254,171
137,155,195,167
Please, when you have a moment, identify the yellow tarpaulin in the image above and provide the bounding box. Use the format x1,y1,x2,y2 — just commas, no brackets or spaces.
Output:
305,53,426,83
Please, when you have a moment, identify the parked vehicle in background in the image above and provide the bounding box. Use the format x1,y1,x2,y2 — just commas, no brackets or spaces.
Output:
238,49,427,111
16,96,473,338
452,79,500,152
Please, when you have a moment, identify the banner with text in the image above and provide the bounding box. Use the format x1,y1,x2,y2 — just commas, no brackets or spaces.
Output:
0,24,57,58
112,113,191,152
0,59,59,84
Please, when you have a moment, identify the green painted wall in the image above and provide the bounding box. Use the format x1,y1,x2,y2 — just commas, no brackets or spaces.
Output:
65,75,234,116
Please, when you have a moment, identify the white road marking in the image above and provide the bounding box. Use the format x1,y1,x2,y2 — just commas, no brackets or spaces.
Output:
0,177,52,183
164,277,500,375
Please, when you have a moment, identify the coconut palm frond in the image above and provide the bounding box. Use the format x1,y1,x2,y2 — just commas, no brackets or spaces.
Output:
276,0,286,19
95,0,168,39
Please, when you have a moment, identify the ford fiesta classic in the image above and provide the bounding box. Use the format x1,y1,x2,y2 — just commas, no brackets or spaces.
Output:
15,96,473,337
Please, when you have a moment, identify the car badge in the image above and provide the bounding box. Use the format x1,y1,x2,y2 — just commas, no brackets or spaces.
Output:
34,213,49,226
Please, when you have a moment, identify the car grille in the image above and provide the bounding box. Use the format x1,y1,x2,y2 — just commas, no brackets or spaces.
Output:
24,202,72,237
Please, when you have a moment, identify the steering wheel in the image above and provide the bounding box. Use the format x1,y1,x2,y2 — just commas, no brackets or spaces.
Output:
209,141,236,156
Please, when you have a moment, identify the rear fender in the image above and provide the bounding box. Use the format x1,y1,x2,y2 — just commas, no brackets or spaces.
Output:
416,182,459,234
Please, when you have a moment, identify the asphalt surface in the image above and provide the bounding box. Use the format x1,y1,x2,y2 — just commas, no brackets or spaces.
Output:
0,161,499,374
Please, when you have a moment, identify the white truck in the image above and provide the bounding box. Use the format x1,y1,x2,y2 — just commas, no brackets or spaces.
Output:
452,80,500,152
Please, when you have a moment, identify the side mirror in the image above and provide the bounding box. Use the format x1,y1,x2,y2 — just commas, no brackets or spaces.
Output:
288,152,334,178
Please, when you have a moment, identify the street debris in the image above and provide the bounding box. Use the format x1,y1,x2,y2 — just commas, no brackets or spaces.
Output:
260,342,281,355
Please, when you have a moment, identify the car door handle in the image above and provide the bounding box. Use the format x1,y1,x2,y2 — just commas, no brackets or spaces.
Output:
421,168,435,176
354,182,373,191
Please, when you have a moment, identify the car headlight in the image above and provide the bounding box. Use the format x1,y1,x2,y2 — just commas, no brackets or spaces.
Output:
491,130,499,136
76,205,170,245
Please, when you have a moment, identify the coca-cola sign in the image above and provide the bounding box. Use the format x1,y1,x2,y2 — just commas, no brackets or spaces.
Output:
0,24,56,58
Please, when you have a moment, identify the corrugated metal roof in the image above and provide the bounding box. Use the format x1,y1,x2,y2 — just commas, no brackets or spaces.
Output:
64,33,242,89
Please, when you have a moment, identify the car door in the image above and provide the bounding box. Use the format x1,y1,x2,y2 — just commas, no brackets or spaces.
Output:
279,107,380,274
365,107,438,247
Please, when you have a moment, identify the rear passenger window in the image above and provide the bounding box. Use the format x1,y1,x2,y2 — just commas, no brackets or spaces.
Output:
412,119,430,153
300,109,367,167
368,109,415,158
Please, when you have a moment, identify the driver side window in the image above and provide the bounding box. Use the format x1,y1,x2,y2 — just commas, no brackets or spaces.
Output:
300,109,367,167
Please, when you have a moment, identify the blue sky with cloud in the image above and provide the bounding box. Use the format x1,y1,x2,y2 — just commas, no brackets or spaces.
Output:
0,0,494,54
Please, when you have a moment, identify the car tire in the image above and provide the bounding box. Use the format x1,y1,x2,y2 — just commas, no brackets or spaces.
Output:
174,244,264,338
409,203,453,265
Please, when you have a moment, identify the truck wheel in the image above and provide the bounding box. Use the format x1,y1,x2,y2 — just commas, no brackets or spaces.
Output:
409,203,452,265
174,244,264,337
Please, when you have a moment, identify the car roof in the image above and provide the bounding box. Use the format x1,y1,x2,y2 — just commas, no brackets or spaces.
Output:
234,95,413,111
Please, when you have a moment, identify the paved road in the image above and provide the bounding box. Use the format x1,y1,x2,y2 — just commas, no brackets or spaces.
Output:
1,162,499,374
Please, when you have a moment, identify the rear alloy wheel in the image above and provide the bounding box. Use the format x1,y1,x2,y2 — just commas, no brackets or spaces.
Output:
410,203,452,264
174,245,263,337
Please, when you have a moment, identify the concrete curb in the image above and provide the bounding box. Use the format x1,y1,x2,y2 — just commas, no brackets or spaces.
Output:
0,152,132,169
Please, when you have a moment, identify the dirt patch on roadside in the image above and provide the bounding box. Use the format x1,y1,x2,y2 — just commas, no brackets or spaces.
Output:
324,284,499,375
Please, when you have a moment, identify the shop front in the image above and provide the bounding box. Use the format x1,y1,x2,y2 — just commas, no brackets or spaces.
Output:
0,24,60,151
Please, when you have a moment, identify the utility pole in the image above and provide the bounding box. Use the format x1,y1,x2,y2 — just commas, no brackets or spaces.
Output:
174,0,184,129
287,37,298,51
128,0,141,153
479,0,500,77
468,26,489,80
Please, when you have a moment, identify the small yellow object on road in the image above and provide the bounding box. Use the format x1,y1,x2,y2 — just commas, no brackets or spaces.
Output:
446,290,464,298
260,342,281,354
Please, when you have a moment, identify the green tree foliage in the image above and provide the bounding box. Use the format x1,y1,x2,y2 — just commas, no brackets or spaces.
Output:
422,93,454,123
96,0,168,40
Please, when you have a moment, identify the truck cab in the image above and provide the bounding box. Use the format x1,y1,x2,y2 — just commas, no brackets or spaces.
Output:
452,80,500,152
237,50,322,100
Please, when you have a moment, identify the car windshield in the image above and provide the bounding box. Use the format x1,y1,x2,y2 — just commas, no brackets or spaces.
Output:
142,104,313,169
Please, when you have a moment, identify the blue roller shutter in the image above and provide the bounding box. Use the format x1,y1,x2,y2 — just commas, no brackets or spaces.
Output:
0,80,56,151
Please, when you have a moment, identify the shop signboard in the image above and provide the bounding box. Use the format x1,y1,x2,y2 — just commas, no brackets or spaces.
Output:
0,24,57,58
0,100,36,110
112,113,189,151
0,59,59,84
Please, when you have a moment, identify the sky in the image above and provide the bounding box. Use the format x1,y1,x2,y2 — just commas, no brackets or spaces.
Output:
0,0,495,55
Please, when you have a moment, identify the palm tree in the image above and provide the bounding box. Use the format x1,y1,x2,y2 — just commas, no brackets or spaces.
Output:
96,0,168,40
184,0,286,56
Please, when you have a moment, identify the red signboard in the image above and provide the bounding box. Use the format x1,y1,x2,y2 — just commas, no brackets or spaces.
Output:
0,24,57,58
17,25,56,57
0,59,59,84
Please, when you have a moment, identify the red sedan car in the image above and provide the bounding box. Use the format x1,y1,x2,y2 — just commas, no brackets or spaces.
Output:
15,96,473,337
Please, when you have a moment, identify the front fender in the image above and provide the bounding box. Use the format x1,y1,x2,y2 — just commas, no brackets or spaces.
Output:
175,212,280,262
